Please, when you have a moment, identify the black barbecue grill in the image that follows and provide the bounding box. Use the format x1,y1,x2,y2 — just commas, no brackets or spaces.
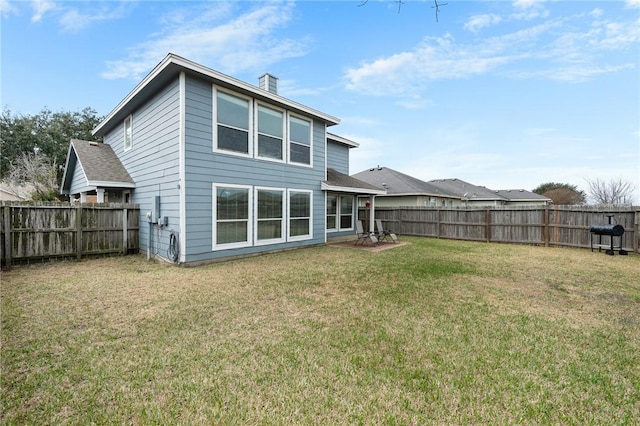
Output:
589,215,627,255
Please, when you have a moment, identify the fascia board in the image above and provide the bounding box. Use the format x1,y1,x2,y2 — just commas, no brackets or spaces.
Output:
59,142,77,193
321,182,386,195
87,181,136,188
327,132,359,148
94,53,340,136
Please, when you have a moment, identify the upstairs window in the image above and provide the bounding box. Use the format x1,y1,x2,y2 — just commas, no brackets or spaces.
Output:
257,105,284,161
289,116,311,166
215,90,251,155
124,115,132,151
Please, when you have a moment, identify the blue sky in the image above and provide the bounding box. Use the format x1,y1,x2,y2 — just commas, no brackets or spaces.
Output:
2,0,639,201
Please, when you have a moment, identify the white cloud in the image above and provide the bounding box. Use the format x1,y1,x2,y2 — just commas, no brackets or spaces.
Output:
512,0,545,9
345,10,639,96
58,4,130,32
31,0,54,23
626,0,640,8
464,14,502,33
0,0,18,17
102,2,306,80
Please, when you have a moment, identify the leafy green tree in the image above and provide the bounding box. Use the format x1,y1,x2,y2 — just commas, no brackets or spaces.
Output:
0,107,102,180
532,182,586,205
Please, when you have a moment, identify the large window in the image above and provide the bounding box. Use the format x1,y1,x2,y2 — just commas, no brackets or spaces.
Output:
257,105,284,161
213,185,313,250
339,196,354,230
326,194,353,231
215,90,251,155
326,195,337,230
289,116,311,166
124,115,132,151
214,185,251,249
288,190,312,240
255,188,284,244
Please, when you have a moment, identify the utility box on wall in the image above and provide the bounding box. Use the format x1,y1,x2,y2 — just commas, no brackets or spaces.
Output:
154,196,161,223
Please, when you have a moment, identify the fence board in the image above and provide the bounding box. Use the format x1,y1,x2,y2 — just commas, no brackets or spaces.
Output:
1,202,139,268
365,206,639,253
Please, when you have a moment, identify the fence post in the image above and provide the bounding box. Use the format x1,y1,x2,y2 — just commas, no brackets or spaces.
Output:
437,208,441,238
633,207,640,253
485,208,491,243
3,205,11,269
122,207,128,255
543,206,550,247
76,205,83,260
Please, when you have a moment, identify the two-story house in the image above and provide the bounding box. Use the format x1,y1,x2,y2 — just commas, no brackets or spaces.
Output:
60,53,383,264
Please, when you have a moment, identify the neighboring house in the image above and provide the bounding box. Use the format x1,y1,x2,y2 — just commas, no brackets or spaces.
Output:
353,167,550,207
427,178,510,206
1,183,27,201
60,53,382,264
352,167,463,207
493,189,552,206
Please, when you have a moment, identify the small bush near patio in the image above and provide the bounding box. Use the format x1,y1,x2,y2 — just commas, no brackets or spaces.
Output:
2,237,639,424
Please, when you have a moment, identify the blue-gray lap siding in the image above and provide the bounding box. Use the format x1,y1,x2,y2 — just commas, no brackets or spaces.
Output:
183,76,327,263
327,141,350,175
69,157,90,194
103,77,181,261
326,140,357,240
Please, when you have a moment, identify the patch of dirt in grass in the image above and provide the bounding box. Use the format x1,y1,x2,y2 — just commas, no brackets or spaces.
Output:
328,240,411,252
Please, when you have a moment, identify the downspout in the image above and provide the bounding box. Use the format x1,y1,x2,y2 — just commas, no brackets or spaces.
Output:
369,195,376,234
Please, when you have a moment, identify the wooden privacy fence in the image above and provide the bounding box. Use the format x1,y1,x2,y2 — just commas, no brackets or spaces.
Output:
362,206,640,253
1,202,140,268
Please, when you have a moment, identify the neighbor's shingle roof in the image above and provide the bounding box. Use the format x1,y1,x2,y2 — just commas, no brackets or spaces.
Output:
428,178,506,201
352,167,449,196
494,189,551,201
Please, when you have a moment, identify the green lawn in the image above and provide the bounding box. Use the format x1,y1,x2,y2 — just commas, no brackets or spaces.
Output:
2,237,639,424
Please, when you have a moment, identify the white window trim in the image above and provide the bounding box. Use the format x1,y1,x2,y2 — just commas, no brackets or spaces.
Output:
288,189,313,242
254,186,286,246
255,102,286,164
124,115,132,152
213,86,253,158
287,112,313,168
212,183,253,251
326,194,338,232
339,195,355,231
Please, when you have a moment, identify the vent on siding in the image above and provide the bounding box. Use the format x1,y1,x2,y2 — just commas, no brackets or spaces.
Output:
259,73,279,95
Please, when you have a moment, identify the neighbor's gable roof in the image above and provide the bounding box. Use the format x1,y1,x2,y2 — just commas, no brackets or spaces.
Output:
60,139,135,194
94,53,340,137
494,189,551,202
322,168,386,195
428,178,507,201
352,167,451,198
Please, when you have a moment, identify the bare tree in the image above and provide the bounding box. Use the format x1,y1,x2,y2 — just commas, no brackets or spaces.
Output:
359,0,446,20
585,177,636,205
6,150,59,201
